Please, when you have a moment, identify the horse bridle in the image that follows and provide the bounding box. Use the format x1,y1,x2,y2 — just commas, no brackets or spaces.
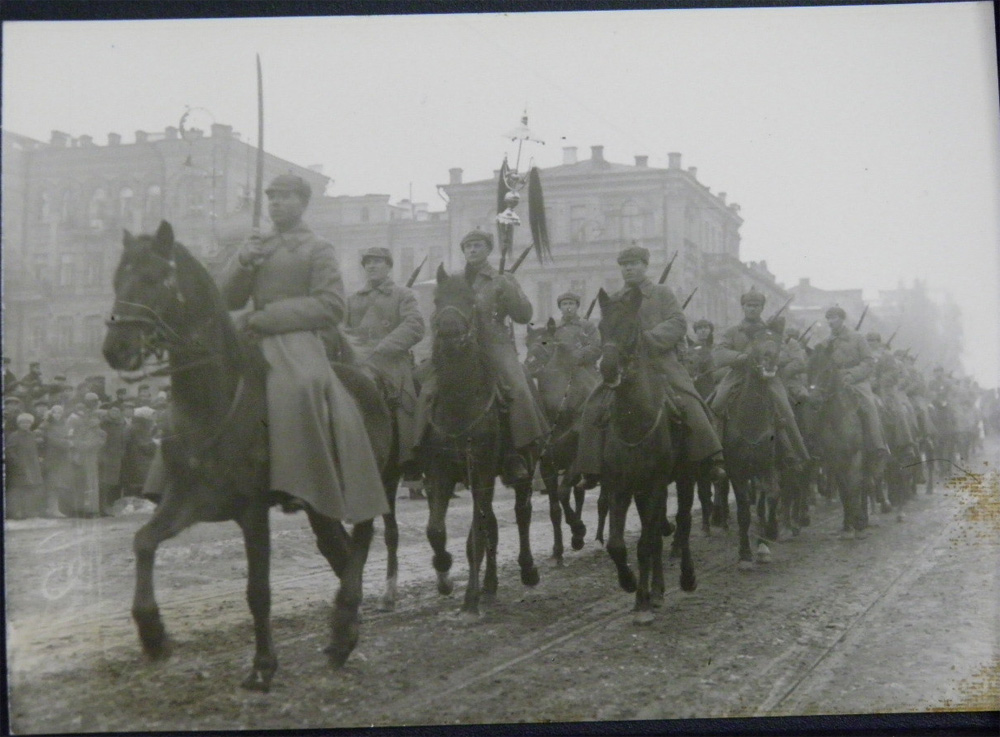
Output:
432,303,478,346
107,255,220,380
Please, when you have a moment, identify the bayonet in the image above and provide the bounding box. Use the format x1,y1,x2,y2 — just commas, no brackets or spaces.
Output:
886,327,900,348
681,287,697,310
405,256,427,288
657,251,678,285
855,304,869,331
769,295,794,323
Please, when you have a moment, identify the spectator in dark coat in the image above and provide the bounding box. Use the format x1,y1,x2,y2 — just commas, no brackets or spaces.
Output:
121,406,157,498
40,405,72,517
5,413,45,519
99,405,127,514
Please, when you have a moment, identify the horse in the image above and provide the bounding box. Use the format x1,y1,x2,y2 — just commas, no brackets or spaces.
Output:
805,345,870,539
524,318,594,563
102,221,397,691
716,332,784,567
595,288,695,625
419,265,539,618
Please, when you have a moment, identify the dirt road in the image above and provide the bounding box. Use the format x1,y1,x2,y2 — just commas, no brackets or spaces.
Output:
6,444,998,733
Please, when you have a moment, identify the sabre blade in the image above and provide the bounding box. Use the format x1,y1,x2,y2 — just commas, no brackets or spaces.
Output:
252,54,264,234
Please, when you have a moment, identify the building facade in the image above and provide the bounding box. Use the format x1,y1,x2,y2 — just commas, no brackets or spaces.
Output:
1,124,329,380
441,146,788,342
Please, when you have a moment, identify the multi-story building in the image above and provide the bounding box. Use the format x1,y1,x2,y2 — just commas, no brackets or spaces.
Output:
2,124,329,380
441,146,789,341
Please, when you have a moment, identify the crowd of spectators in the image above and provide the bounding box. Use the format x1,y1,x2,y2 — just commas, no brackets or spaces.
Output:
4,359,169,520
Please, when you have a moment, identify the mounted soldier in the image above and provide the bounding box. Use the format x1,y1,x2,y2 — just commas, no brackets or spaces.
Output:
221,173,388,523
345,247,426,475
575,245,726,484
686,319,720,400
552,291,601,381
413,229,549,484
867,331,918,464
711,288,809,464
812,306,889,461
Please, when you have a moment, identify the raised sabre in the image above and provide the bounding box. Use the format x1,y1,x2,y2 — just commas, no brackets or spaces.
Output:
252,53,264,236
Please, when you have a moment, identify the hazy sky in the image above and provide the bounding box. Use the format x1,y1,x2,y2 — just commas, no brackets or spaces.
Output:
3,4,999,384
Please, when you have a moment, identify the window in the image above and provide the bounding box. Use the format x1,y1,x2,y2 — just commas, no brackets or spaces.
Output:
537,281,552,321
26,317,48,355
620,201,644,240
120,187,134,222
83,315,104,352
37,190,52,222
83,255,103,286
361,206,370,223
55,316,74,353
570,205,588,243
60,189,76,225
58,254,75,287
89,188,108,229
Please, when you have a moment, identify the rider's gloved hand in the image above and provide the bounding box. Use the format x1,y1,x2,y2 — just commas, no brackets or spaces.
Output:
237,233,272,268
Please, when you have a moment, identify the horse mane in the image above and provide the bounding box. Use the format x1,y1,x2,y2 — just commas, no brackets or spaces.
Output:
166,240,268,382
431,271,496,388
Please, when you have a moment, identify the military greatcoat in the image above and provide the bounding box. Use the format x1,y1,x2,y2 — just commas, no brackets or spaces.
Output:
576,278,723,474
222,223,388,524
414,262,549,451
554,314,601,381
711,318,809,461
813,327,888,452
346,279,425,463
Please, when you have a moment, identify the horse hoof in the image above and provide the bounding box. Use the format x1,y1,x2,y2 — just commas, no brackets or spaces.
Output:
377,595,396,612
880,503,892,514
738,559,754,571
460,608,480,623
668,546,680,560
702,525,711,537
521,566,540,587
437,574,454,596
896,512,906,523
755,544,772,564
680,572,697,592
481,590,497,606
838,530,856,541
240,669,273,692
142,638,173,661
571,534,585,551
650,592,665,608
633,610,655,626
618,570,638,593
549,554,565,568
662,520,675,537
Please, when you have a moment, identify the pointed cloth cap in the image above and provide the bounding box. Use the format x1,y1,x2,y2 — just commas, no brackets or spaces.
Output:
557,292,581,306
361,247,393,266
825,305,847,319
460,229,494,251
265,174,312,203
740,286,766,306
616,245,650,264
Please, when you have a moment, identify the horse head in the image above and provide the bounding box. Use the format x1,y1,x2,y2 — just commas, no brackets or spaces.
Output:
747,332,781,381
597,287,644,389
103,221,217,377
432,264,480,354
524,317,561,376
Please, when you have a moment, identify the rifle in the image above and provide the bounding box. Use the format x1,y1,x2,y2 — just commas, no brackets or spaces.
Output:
798,321,817,346
405,256,427,288
252,54,264,236
584,294,598,320
681,287,697,310
769,295,794,323
855,304,869,331
658,251,678,285
507,243,534,275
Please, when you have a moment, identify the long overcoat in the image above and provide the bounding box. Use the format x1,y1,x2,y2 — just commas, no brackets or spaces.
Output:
346,279,425,460
222,222,388,524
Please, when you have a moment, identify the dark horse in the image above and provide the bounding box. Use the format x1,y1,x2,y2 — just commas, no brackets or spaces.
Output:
596,288,695,625
419,266,539,618
102,222,396,691
717,333,784,568
805,345,870,538
524,318,594,563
